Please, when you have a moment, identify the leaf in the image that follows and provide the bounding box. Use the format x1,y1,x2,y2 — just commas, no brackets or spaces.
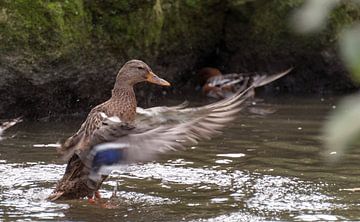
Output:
339,25,360,83
291,0,340,33
323,94,360,153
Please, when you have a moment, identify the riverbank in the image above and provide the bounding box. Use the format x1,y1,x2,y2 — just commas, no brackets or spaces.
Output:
0,0,359,118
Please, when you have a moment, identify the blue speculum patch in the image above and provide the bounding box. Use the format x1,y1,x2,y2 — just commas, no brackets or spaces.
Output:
92,148,124,170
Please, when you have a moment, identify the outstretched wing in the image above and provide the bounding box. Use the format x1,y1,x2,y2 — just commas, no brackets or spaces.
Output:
85,85,255,182
251,67,293,88
134,75,269,129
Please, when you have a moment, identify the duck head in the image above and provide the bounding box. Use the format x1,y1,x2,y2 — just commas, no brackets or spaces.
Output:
115,60,170,87
198,67,222,86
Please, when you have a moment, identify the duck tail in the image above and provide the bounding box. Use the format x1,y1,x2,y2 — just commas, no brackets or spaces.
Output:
48,154,95,201
253,67,293,88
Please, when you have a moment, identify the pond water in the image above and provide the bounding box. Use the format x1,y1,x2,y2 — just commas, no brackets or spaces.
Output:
1,96,360,221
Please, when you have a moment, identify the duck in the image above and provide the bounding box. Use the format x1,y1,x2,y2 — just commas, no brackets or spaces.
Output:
0,117,22,140
198,67,292,99
48,60,170,201
48,59,277,201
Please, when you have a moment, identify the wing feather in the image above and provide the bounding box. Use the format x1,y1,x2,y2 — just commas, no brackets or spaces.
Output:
59,109,105,160
0,117,22,139
87,84,255,173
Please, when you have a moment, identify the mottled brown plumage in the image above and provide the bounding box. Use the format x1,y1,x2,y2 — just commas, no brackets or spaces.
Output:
49,60,170,201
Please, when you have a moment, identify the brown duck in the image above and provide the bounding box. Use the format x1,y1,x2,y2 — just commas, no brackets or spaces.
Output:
48,59,280,201
198,67,292,99
49,60,170,200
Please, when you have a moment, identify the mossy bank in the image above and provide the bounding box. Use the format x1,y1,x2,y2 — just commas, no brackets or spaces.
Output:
0,0,359,119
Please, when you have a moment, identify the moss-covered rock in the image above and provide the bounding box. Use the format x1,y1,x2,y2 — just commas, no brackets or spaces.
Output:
0,0,227,118
0,0,90,61
220,0,360,94
0,0,359,119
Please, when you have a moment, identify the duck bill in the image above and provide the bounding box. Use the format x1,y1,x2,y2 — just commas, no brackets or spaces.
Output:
146,71,171,86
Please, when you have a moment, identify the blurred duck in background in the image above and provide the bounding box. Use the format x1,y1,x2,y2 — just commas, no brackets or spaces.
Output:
198,67,292,99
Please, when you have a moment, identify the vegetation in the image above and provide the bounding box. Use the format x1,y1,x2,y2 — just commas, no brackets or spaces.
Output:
1,0,360,118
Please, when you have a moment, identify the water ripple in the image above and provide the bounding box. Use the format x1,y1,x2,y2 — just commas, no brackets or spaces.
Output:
1,98,359,221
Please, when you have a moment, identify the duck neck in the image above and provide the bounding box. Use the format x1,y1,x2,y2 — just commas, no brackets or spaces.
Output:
110,83,137,123
111,83,136,103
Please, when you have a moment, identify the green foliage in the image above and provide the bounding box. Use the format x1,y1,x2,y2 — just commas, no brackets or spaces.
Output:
324,94,360,153
340,26,360,83
1,0,360,82
86,0,225,59
250,0,303,41
0,0,91,60
226,0,360,55
0,0,228,63
1,0,360,117
297,0,360,153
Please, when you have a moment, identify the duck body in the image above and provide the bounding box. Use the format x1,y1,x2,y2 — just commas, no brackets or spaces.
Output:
199,67,292,99
49,100,134,200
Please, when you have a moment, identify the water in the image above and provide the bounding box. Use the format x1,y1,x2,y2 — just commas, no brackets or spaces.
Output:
1,96,360,221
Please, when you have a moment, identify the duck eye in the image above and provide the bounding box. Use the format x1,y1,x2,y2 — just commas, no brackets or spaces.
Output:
137,66,144,70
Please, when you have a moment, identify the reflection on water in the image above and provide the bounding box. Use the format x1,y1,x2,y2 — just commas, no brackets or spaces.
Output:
1,96,360,221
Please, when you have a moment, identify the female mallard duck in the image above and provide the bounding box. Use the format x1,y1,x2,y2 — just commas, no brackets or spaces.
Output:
48,59,276,201
198,67,292,99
